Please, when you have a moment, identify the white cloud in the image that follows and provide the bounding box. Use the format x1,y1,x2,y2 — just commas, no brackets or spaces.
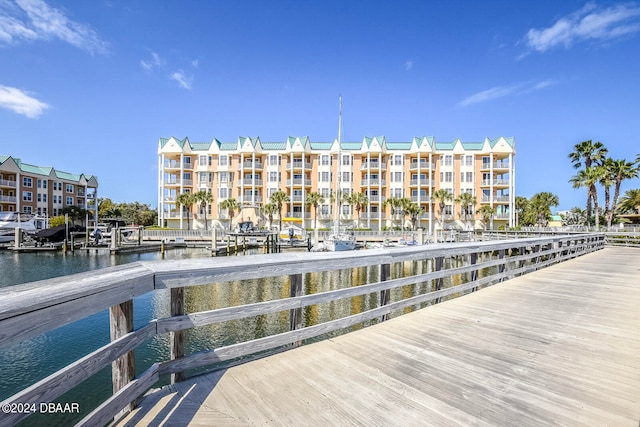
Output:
170,70,193,90
458,80,554,107
0,84,49,118
405,60,414,71
525,2,640,53
140,51,163,71
0,0,109,54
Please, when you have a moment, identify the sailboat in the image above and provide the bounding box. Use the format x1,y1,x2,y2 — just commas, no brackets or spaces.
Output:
324,96,356,252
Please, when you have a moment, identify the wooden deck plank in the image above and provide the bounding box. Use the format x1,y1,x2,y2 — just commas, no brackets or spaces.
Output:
118,247,640,426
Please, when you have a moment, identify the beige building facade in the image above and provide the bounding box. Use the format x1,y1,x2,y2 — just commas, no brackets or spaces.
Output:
158,136,515,232
0,156,98,219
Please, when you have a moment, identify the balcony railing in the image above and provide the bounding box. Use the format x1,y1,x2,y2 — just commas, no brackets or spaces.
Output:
238,179,263,186
361,179,386,186
286,212,312,219
409,162,435,170
239,196,263,204
409,179,433,187
367,195,386,203
481,196,510,203
481,179,510,186
360,213,386,220
0,195,17,203
242,161,264,170
286,179,312,186
361,162,387,171
289,161,312,169
481,161,511,170
0,179,17,188
410,195,431,203
164,160,193,170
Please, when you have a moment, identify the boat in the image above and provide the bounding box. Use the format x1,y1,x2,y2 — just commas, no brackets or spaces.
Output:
324,96,356,252
0,212,46,243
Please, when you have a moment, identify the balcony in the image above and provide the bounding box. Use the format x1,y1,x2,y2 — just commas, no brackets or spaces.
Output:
480,179,510,187
409,162,435,171
361,161,387,171
286,212,312,219
495,212,511,219
367,195,386,203
481,196,510,203
291,195,305,202
409,179,433,187
238,178,263,186
361,179,386,186
289,161,312,170
410,196,431,203
239,196,263,204
242,161,264,170
360,213,386,220
286,179,312,187
164,160,193,170
481,161,511,170
0,179,17,188
0,195,17,203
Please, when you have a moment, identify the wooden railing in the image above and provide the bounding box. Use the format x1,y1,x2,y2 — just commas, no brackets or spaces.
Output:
0,234,606,426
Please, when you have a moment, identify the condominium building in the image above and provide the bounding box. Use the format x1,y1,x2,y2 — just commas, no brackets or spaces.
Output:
157,136,515,232
0,156,98,218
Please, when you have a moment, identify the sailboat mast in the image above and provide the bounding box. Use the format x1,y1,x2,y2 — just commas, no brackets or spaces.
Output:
337,95,342,228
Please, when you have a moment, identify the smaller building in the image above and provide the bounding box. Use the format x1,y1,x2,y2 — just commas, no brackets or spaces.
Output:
0,155,98,219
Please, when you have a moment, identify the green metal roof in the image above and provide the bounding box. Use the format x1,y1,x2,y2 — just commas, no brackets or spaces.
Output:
262,142,287,150
309,142,332,150
190,142,212,151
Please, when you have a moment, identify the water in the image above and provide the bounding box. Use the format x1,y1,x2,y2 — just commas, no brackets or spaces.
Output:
0,248,488,426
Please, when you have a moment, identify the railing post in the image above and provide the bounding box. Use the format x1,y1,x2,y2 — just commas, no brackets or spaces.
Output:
170,287,185,383
379,263,391,321
289,273,303,347
110,300,135,413
498,249,505,282
470,252,478,292
434,256,444,304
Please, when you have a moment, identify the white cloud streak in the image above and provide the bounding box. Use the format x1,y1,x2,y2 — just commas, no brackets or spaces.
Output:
525,2,640,53
170,70,193,90
140,51,163,71
0,84,49,118
458,80,554,107
405,60,414,71
0,0,109,54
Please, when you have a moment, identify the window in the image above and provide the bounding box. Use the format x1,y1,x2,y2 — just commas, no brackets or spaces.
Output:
53,182,61,191
393,188,403,198
37,193,47,202
342,155,351,166
22,191,32,201
23,206,32,214
219,172,228,183
394,172,402,182
66,184,74,193
219,155,228,166
445,155,453,166
219,188,228,198
444,205,453,215
37,179,47,189
394,155,403,166
23,177,32,187
269,172,278,182
465,155,473,166
199,155,207,166
321,155,330,166
466,172,473,182
320,188,330,198
66,196,74,205
321,172,330,182
199,172,207,184
342,171,351,182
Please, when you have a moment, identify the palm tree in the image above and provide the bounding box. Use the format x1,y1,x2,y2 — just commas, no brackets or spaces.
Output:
305,191,325,229
515,196,529,227
598,159,615,228
382,197,407,228
431,189,452,230
529,192,559,227
617,189,640,214
477,205,496,230
263,202,279,229
348,192,369,225
455,192,477,223
568,140,608,225
269,190,290,231
219,198,240,228
404,202,424,230
608,159,639,226
570,166,604,228
176,192,196,230
194,190,213,230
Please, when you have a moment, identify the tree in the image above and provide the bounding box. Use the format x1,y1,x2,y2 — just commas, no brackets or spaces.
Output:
529,192,560,227
568,140,608,225
515,196,529,227
607,159,639,227
617,189,640,214
60,206,88,226
98,198,121,219
382,197,407,228
219,198,240,228
431,189,452,229
194,190,214,230
455,192,477,222
263,202,279,229
305,191,325,229
348,192,369,224
477,205,496,229
269,190,289,231
570,167,604,228
404,202,424,230
176,192,196,230
562,207,587,226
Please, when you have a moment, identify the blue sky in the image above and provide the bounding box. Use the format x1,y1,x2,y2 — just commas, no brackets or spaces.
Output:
1,0,639,211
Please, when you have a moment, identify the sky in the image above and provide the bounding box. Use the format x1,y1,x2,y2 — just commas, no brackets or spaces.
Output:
1,0,639,211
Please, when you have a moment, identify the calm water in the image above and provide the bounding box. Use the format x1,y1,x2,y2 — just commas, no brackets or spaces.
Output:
0,248,479,426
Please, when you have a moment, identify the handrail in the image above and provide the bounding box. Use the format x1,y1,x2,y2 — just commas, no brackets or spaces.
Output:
0,233,606,426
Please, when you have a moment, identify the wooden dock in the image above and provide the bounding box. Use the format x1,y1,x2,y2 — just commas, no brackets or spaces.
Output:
118,246,640,426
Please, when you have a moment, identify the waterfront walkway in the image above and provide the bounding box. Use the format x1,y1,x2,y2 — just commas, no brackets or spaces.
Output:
119,246,640,426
